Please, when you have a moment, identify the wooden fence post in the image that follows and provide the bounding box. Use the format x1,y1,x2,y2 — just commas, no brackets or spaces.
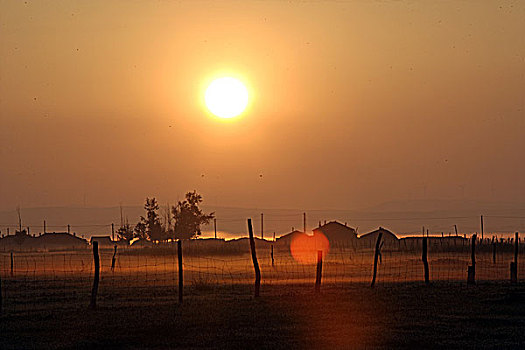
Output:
422,236,430,285
371,232,383,288
467,234,476,285
89,242,100,309
10,252,13,277
247,219,261,298
492,236,496,264
315,250,323,293
178,240,183,303
510,232,518,284
271,244,274,267
111,245,117,272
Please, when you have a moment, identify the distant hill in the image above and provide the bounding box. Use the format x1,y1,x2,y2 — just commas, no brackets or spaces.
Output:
361,199,525,213
0,200,523,240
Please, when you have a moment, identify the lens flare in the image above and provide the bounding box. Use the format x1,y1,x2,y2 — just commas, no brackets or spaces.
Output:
290,232,330,264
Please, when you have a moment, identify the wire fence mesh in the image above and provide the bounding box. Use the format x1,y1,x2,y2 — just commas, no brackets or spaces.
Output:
1,238,524,314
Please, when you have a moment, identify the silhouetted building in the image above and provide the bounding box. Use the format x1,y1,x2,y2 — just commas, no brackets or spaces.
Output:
90,235,114,248
0,230,35,251
0,231,88,251
359,227,399,248
312,221,357,244
38,232,88,250
130,238,154,248
276,230,306,246
400,236,468,250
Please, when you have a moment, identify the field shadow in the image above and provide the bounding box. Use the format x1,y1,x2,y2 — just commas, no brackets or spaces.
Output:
1,283,525,349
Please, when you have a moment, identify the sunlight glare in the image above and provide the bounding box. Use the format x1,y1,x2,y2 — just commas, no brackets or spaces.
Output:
204,77,249,119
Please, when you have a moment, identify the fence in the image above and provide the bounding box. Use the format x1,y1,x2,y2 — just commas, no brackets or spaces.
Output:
0,230,523,315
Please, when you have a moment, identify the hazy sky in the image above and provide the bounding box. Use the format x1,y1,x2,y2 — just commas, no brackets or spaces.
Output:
1,0,524,211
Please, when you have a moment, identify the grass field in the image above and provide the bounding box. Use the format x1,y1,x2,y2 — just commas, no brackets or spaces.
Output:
1,283,525,349
1,246,525,349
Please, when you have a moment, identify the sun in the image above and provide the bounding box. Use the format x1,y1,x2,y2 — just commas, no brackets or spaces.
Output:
204,77,249,119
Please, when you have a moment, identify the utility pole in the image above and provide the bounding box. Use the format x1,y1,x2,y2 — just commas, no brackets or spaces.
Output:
214,218,217,239
43,220,46,234
67,224,70,234
111,223,115,241
454,224,458,236
16,206,22,232
120,204,124,228
303,212,306,233
480,215,484,242
261,213,264,240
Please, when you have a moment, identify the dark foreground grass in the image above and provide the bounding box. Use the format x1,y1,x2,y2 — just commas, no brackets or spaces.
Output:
1,283,524,349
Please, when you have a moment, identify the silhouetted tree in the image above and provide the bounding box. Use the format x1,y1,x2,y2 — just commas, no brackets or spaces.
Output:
171,191,214,240
134,221,147,240
135,198,166,242
117,220,134,241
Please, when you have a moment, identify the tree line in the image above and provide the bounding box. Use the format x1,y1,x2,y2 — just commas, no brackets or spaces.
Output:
117,191,214,242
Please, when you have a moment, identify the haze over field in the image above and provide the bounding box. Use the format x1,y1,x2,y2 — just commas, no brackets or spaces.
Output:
1,1,524,215
1,200,523,240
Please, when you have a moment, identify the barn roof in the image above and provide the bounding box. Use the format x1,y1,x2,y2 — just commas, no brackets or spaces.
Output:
40,232,86,242
276,230,305,241
313,221,355,232
312,221,357,241
359,227,399,240
90,236,114,245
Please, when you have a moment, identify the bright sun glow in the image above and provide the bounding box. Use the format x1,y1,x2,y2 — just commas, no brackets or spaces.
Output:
205,77,249,119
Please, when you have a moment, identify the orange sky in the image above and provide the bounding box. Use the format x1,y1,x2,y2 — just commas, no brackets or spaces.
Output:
1,1,524,211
